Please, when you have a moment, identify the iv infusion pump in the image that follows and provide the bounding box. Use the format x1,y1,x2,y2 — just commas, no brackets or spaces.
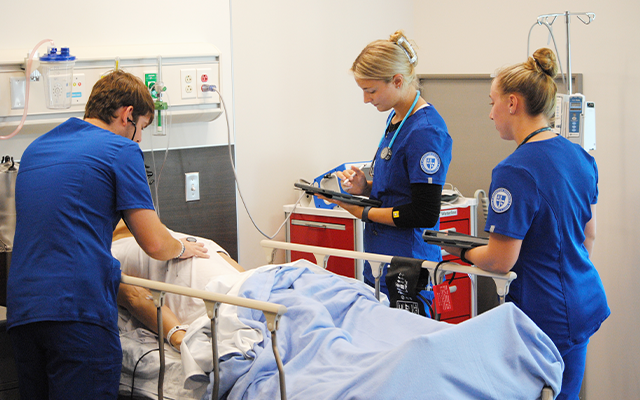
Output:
554,93,596,151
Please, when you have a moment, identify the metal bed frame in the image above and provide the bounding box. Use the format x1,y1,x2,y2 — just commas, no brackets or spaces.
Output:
261,240,554,400
120,274,288,400
119,240,555,400
261,240,517,309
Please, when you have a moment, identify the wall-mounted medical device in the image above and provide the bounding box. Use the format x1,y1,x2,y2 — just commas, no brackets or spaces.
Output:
38,47,76,109
554,93,596,151
0,40,78,140
0,43,221,136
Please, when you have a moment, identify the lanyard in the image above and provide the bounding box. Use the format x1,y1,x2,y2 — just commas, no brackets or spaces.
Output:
516,127,552,150
378,90,421,160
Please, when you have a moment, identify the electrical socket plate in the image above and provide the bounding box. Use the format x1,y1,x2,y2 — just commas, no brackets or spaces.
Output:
197,68,213,98
180,69,196,100
185,172,200,201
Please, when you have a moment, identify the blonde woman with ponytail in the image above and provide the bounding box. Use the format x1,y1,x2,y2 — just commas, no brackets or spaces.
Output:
440,48,609,400
323,31,453,308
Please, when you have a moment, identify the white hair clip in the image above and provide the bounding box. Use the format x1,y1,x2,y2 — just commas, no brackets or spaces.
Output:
396,36,418,65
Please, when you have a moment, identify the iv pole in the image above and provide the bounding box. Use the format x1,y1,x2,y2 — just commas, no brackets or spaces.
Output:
536,11,596,95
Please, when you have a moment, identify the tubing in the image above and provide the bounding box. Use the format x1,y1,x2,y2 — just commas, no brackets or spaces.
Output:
1,39,54,140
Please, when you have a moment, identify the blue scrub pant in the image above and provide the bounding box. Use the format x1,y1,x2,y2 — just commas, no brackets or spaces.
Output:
557,339,589,400
9,321,122,400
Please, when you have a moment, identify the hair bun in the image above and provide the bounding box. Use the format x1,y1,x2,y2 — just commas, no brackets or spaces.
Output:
532,48,558,77
390,30,418,65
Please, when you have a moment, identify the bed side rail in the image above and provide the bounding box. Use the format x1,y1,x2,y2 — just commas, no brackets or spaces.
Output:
541,386,554,400
260,239,516,305
260,241,555,399
120,273,288,400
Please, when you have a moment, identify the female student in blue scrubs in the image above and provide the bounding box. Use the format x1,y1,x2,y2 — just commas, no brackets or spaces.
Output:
331,30,452,297
440,48,609,400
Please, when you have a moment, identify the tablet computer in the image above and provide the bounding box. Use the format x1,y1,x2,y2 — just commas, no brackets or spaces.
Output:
422,229,489,249
294,182,382,208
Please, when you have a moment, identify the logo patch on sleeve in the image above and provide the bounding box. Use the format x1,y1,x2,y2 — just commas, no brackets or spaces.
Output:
491,188,512,213
420,152,441,174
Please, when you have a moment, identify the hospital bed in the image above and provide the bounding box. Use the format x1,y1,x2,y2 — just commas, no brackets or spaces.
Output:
119,274,287,400
115,237,561,400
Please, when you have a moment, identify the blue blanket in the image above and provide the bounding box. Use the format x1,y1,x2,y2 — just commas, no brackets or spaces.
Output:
206,264,563,400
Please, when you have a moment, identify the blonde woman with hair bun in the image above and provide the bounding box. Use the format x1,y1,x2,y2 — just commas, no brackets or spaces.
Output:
320,30,452,310
438,48,609,400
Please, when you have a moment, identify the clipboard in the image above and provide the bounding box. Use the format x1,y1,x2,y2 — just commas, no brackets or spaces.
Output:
294,182,382,208
422,229,489,249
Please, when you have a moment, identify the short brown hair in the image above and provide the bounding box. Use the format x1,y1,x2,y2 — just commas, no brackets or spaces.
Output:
84,69,155,126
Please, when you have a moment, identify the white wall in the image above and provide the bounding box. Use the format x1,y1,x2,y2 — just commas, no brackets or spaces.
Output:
230,0,413,268
2,0,638,398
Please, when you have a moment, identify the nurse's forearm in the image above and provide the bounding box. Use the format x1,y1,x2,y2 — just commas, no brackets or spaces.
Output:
454,233,522,274
584,205,596,257
363,207,395,226
337,202,394,226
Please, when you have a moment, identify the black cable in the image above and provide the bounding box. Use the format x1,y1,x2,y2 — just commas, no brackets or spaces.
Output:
130,348,160,399
432,260,447,285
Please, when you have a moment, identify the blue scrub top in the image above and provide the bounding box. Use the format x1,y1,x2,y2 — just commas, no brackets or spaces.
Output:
7,118,155,334
485,135,609,352
364,105,452,293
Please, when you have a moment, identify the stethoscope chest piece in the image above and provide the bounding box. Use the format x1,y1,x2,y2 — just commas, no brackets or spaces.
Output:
377,90,421,162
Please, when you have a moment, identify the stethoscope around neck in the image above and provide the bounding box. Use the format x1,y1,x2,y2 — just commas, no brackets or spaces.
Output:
378,90,421,161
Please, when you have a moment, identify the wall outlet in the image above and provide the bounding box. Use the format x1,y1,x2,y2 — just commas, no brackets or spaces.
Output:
180,69,196,100
196,68,213,98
